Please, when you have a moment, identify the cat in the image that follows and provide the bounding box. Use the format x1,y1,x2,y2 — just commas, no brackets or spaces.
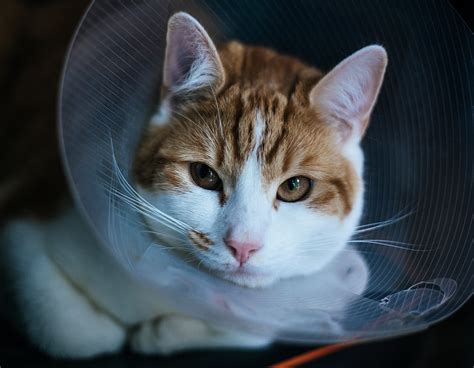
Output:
0,12,387,358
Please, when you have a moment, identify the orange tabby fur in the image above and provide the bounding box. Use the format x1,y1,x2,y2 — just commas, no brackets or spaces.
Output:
134,42,359,218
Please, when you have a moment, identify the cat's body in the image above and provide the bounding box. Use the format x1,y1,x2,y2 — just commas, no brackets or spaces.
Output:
0,12,387,358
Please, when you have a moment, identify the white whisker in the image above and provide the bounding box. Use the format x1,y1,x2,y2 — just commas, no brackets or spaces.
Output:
355,209,415,234
348,239,429,252
106,139,196,238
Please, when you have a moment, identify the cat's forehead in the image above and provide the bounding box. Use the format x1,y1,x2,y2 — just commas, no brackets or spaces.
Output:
135,87,358,217
145,42,343,182
171,86,345,185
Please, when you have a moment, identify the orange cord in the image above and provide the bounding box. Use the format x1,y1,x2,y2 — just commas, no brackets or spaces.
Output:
270,341,355,368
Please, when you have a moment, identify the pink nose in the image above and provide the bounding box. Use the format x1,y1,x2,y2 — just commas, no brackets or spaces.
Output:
224,238,261,265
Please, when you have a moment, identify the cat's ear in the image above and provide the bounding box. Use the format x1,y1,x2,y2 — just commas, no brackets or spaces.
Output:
163,12,225,96
310,45,387,142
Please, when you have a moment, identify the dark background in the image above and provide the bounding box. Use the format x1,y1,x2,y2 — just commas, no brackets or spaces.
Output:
0,0,472,367
0,299,473,367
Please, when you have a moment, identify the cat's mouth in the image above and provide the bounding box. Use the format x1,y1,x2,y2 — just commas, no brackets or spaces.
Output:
217,266,275,288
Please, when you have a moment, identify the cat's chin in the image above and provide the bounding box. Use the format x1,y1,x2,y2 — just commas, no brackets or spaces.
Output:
217,269,278,288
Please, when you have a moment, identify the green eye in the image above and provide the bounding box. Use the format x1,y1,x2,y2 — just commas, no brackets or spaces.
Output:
190,163,223,191
277,176,312,202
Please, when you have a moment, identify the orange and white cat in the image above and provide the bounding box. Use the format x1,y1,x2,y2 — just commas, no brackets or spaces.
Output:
1,12,387,357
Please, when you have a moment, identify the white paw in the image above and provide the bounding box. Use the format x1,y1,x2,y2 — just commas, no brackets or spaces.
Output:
130,315,271,355
130,315,209,355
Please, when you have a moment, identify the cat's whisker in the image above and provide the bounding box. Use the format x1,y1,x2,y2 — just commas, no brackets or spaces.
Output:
298,237,341,247
264,241,340,260
170,109,210,138
179,248,219,267
355,209,415,234
264,247,382,267
169,102,218,145
146,231,222,260
107,148,197,237
189,105,212,130
348,239,430,252
149,238,215,258
186,105,221,144
107,198,135,270
107,190,188,236
147,242,207,260
112,177,191,231
196,257,206,271
106,187,189,234
140,230,183,243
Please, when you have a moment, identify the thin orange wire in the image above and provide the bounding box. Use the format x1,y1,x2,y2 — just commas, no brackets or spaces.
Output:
270,341,356,368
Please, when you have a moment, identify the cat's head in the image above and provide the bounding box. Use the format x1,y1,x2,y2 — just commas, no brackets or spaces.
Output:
134,13,387,288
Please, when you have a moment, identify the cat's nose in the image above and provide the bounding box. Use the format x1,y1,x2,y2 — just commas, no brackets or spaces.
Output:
224,238,261,265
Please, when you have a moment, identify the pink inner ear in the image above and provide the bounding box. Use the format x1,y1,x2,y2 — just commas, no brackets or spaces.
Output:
165,18,203,87
163,13,224,92
310,45,387,140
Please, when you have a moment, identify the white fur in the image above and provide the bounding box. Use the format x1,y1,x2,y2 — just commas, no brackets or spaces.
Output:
0,13,383,358
223,111,270,245
1,212,126,358
131,315,270,355
0,208,272,357
1,120,368,358
141,110,365,288
151,99,171,126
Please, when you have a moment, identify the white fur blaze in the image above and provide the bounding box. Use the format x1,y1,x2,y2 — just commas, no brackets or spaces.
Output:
224,111,270,243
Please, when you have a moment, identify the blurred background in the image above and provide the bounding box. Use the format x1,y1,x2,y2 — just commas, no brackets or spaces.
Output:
0,0,472,367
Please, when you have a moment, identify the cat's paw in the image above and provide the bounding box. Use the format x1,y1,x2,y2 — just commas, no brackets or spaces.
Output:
130,315,210,355
129,315,271,355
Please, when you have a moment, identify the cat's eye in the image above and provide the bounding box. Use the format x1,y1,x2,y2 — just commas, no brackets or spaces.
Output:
277,176,312,202
190,163,223,191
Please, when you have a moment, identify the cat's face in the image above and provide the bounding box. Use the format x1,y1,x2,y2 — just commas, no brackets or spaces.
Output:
134,13,387,287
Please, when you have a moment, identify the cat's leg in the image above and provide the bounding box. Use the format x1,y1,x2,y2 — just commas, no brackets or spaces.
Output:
130,315,272,355
1,217,127,358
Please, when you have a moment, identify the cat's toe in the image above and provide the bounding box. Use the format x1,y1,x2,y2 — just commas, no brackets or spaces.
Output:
130,315,272,355
129,315,210,355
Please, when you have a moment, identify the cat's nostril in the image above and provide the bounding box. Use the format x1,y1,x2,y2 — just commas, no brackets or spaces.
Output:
224,238,261,265
227,242,237,257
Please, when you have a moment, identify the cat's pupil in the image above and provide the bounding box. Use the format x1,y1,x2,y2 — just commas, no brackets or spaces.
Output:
287,177,300,191
198,164,212,179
